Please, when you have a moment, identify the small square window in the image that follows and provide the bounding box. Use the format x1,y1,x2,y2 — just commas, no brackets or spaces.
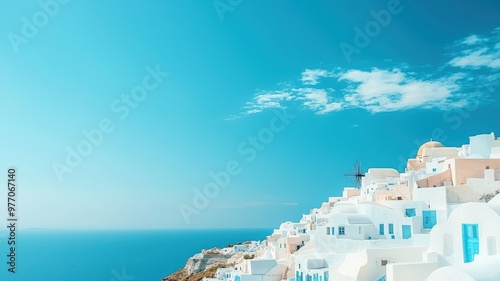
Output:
381,260,388,266
406,208,416,217
339,226,345,235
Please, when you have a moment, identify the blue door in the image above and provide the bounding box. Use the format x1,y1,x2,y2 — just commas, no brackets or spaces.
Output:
402,225,411,239
462,224,479,263
423,210,437,229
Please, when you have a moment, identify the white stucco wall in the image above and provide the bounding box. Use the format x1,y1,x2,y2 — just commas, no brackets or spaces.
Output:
469,133,495,159
387,262,438,281
428,202,500,264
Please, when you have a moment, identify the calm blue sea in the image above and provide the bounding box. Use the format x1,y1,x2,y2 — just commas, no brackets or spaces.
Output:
0,229,271,281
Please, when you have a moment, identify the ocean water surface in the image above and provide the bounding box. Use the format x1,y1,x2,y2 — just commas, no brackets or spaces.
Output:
0,228,271,281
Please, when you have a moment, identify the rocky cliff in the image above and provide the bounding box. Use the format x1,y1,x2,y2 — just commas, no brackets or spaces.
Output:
163,251,244,281
185,253,234,275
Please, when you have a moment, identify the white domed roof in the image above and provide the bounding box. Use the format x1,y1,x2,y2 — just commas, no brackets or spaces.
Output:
417,141,444,157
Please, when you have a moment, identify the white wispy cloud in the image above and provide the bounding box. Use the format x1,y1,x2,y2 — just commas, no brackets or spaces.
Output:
237,87,343,117
229,26,499,118
235,68,466,115
295,88,342,114
462,34,485,45
449,27,500,69
301,69,332,85
450,47,500,69
339,68,464,112
243,90,293,115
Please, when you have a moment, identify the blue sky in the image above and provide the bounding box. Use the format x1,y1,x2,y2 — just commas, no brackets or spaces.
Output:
0,0,499,229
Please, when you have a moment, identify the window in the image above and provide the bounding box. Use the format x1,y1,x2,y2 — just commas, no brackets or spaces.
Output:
432,168,437,172
379,224,384,235
331,227,334,235
402,225,412,239
339,226,345,235
326,227,330,235
397,196,402,200
381,259,388,266
405,208,416,217
389,224,394,234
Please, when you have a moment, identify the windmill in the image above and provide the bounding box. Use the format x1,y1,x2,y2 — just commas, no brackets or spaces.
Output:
344,160,365,187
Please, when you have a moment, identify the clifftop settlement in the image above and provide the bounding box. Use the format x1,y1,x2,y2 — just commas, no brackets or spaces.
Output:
169,132,500,281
